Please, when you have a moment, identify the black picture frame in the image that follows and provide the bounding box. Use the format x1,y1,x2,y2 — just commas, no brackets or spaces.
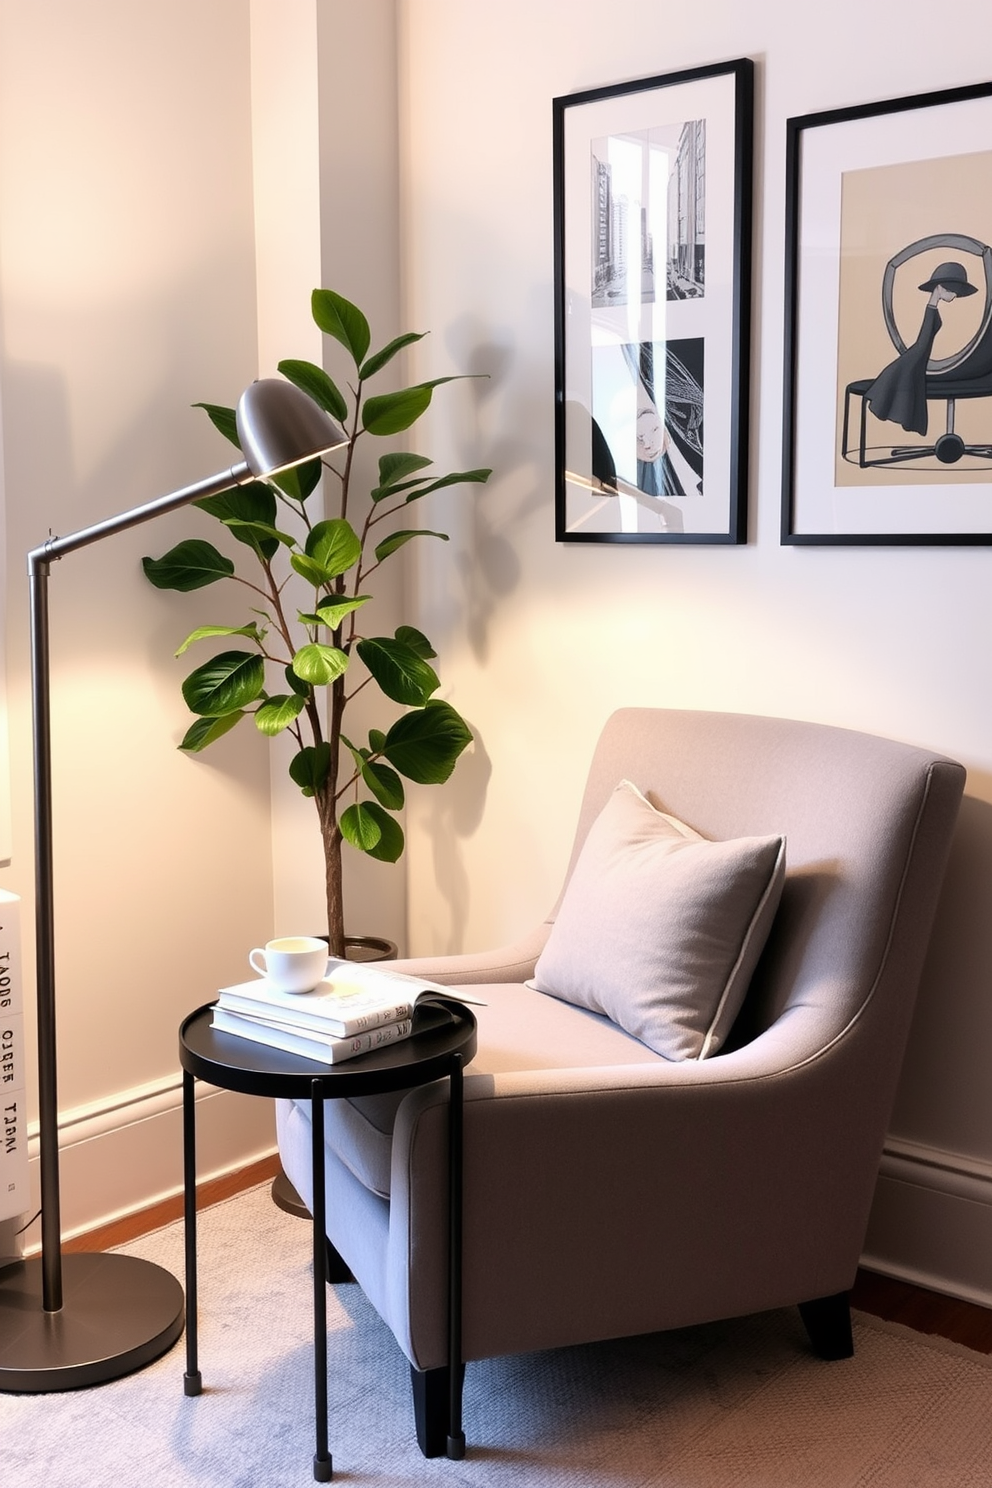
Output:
782,79,992,545
553,58,753,544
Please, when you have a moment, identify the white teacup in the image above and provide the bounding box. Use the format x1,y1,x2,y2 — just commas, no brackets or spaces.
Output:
248,936,329,995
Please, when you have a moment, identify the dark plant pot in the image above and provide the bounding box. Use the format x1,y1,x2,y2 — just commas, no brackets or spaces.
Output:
270,933,398,1219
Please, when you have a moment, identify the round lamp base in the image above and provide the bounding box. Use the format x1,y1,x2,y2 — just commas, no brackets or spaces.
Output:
0,1252,185,1392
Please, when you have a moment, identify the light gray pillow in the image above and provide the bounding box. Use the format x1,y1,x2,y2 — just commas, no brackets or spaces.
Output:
532,780,786,1060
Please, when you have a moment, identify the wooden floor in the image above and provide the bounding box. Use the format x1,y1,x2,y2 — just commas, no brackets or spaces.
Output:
52,1158,992,1357
850,1266,992,1355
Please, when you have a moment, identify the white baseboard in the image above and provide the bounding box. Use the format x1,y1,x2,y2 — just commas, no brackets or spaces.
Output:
5,1071,277,1257
863,1136,992,1309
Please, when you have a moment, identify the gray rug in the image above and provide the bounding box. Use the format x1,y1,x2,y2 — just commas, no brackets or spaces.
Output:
3,1183,991,1487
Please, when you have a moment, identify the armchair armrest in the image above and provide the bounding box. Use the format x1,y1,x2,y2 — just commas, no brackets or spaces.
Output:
388,1001,893,1368
387,924,551,987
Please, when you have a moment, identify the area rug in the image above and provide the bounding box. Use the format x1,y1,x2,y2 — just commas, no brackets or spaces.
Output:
3,1183,990,1487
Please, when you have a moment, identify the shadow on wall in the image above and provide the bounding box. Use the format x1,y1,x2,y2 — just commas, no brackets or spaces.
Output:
444,305,551,665
890,786,992,1153
413,720,492,953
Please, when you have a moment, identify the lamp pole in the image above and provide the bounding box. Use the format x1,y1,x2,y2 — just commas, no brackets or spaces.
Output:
0,381,346,1389
28,461,255,1314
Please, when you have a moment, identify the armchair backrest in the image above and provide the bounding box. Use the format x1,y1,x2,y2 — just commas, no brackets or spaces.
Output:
561,709,965,1063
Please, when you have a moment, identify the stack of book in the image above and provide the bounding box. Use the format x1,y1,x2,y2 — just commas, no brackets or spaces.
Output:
211,959,481,1065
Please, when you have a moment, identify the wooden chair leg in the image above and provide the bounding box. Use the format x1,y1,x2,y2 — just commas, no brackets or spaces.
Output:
410,1362,466,1457
799,1291,854,1360
410,1364,450,1457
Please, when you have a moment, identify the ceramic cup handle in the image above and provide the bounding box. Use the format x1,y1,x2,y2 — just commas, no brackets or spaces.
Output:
248,947,267,977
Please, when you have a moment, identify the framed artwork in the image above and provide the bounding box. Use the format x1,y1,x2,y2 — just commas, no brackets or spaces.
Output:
553,58,754,544
782,80,992,545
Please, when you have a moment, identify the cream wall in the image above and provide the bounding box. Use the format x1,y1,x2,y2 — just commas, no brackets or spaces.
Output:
396,0,992,1302
0,0,281,1246
0,0,407,1252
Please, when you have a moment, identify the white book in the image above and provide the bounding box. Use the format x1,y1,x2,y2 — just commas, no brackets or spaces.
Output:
211,1005,414,1065
0,889,22,1022
0,892,28,1224
217,958,485,1039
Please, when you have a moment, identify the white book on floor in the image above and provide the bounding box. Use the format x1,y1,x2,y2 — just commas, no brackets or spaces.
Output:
211,1005,415,1065
216,958,485,1039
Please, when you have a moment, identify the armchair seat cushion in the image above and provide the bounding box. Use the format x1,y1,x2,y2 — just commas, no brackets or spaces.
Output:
291,981,664,1199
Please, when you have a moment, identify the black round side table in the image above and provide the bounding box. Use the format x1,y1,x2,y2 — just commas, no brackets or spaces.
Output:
179,997,477,1482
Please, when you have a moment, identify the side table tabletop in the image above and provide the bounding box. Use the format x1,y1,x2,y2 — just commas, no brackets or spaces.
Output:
178,997,477,1483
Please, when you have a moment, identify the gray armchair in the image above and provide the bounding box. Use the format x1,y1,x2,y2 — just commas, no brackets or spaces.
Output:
276,708,964,1456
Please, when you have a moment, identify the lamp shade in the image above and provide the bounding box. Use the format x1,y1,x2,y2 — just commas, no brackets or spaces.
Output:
236,378,348,479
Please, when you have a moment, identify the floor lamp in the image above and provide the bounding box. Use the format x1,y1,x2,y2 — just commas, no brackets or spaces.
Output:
0,378,348,1390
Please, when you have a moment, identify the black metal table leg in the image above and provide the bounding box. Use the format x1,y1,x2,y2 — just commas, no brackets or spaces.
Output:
182,1069,201,1396
447,1053,465,1459
311,1079,332,1482
179,1000,476,1475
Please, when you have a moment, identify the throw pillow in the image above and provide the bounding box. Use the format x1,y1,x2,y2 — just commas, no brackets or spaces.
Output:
531,780,785,1060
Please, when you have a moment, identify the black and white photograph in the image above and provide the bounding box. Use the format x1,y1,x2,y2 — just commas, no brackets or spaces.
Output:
590,119,706,309
554,59,752,543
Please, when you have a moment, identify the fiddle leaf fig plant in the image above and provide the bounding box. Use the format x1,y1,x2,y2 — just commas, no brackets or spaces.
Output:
143,289,491,955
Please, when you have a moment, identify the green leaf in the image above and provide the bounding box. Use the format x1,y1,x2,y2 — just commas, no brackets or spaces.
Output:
340,802,382,852
361,802,405,863
277,358,348,423
368,728,387,753
271,456,323,503
371,453,436,504
395,625,437,660
405,467,492,502
182,650,266,716
311,289,370,364
307,518,362,575
142,540,235,592
338,732,365,769
361,759,405,811
383,699,472,784
362,377,460,436
175,623,265,657
357,636,439,706
193,483,281,559
289,742,331,797
298,596,370,628
359,331,426,381
178,711,245,752
374,528,449,562
194,481,275,525
291,643,349,686
193,402,240,448
371,476,433,504
285,665,311,698
255,693,307,736
377,452,433,488
290,553,334,586
290,518,360,585
223,517,297,548
314,594,370,629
